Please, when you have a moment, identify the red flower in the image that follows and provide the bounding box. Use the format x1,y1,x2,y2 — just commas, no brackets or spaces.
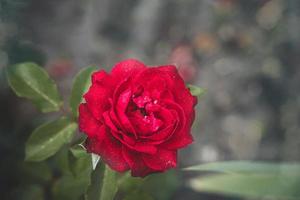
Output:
79,59,197,177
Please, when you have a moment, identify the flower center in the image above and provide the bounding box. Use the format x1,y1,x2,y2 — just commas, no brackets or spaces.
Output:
127,91,163,136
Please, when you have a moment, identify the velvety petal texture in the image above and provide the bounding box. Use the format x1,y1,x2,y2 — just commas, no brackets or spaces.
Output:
78,59,197,177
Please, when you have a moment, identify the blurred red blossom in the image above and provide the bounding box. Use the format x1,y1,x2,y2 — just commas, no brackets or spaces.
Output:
168,43,199,83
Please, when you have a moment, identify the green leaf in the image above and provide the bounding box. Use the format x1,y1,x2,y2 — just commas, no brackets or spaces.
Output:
123,191,154,200
20,161,52,183
69,146,92,177
69,66,97,118
70,144,88,158
86,164,118,200
54,147,71,175
186,161,300,199
53,168,92,200
184,161,300,175
6,62,62,112
118,172,144,193
141,170,180,200
25,117,77,161
189,173,300,199
17,185,44,200
53,147,92,200
187,84,205,97
118,171,180,200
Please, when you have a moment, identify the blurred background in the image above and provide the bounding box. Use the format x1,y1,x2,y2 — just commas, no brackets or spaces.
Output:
1,0,300,199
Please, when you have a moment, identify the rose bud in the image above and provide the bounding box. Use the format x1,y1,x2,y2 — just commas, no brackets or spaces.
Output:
48,59,73,79
79,59,197,177
168,44,199,83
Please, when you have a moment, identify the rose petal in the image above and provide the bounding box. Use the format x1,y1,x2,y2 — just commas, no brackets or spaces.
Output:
102,111,119,132
141,123,177,145
130,68,167,100
122,147,155,177
129,111,163,136
115,89,137,137
145,104,176,129
162,130,193,149
91,70,110,84
133,142,157,154
86,127,129,172
84,76,113,121
142,148,177,171
110,129,157,154
111,59,146,80
109,129,136,146
157,65,197,126
79,104,102,138
139,106,178,144
132,93,152,108
108,99,123,130
160,100,194,149
110,77,139,139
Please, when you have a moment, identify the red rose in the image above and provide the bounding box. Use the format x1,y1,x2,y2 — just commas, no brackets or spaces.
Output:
79,59,197,177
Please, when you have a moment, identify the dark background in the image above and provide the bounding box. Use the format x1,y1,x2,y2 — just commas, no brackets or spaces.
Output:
1,0,300,199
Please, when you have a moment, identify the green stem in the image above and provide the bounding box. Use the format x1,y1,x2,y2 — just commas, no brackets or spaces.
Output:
86,163,118,200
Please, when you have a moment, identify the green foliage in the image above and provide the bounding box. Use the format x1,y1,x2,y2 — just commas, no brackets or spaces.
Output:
142,171,180,200
86,164,118,200
53,147,92,200
69,66,97,118
184,160,300,175
6,62,62,112
70,144,88,158
123,190,154,200
69,146,92,178
118,170,180,200
186,161,300,199
20,161,52,183
54,147,72,175
5,61,120,199
190,173,300,199
187,84,206,97
25,117,77,161
118,172,143,192
52,169,92,200
17,185,44,200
